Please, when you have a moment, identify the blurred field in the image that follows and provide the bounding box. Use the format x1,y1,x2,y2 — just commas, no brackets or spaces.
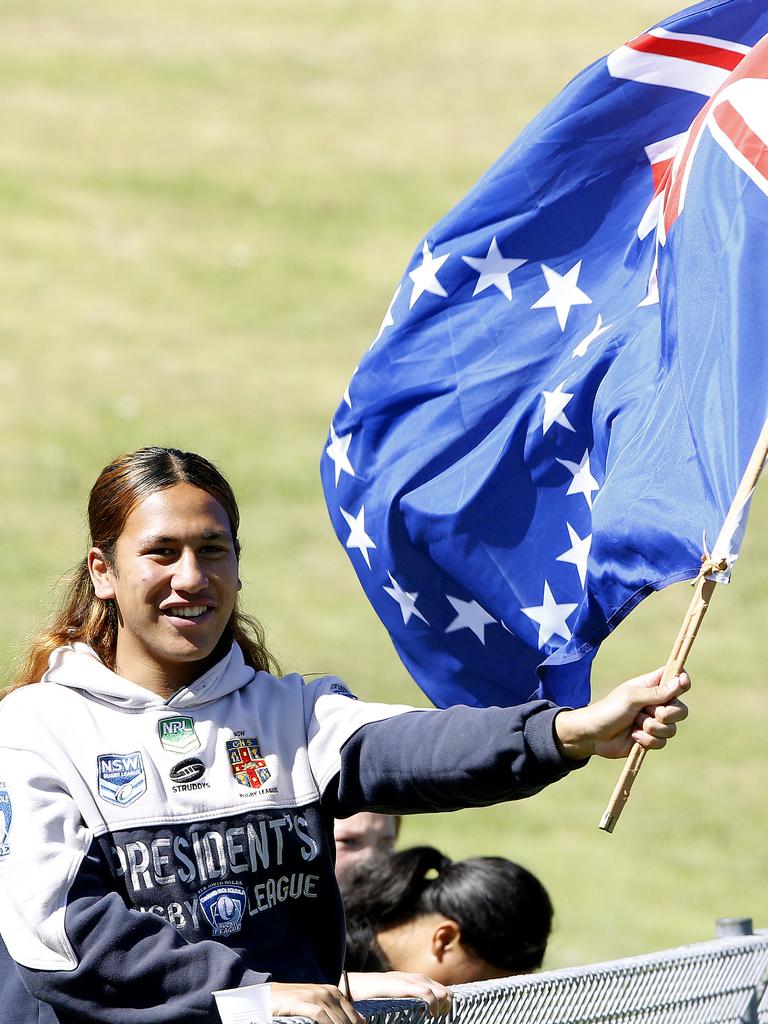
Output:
1,0,766,969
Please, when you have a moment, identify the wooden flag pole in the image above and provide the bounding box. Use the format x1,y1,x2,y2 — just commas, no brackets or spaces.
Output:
598,417,768,834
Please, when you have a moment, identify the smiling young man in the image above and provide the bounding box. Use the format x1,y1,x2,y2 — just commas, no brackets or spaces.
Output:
0,447,690,1024
88,482,243,697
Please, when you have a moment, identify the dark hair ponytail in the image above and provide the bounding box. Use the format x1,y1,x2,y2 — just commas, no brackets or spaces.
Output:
344,845,553,974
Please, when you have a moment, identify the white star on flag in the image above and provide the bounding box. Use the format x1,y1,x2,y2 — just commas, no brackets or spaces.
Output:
556,522,592,586
339,505,376,568
383,572,429,626
531,260,592,331
572,313,611,358
343,366,358,408
444,595,496,644
557,449,600,509
409,240,450,308
326,425,355,485
521,581,579,649
541,380,576,435
371,285,401,348
461,236,526,300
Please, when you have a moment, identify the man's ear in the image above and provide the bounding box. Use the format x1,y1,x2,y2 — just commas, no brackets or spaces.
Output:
88,548,116,600
431,920,462,962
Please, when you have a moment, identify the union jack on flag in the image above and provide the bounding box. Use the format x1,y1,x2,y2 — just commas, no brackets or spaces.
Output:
321,1,768,711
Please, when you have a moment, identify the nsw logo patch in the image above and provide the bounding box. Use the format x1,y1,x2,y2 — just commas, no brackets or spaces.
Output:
97,752,147,807
158,716,200,754
226,737,271,790
199,882,247,937
0,786,11,857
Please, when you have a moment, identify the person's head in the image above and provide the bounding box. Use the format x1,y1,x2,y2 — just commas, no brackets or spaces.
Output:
334,813,401,887
13,447,278,693
343,846,552,984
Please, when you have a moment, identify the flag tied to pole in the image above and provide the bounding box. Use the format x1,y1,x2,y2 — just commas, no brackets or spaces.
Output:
321,0,768,711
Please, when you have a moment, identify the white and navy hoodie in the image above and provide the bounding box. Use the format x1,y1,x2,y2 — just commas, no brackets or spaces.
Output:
0,642,582,1023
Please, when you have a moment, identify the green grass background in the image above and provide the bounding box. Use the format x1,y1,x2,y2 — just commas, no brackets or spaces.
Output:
1,0,766,969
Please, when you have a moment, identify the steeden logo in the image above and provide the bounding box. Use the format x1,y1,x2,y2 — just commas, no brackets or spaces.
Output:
169,758,206,785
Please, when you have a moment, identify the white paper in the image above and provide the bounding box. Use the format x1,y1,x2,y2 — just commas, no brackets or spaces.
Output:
213,982,272,1024
706,486,755,584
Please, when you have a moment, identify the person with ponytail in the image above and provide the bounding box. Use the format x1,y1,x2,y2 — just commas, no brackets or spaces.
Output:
0,446,689,1024
344,847,552,983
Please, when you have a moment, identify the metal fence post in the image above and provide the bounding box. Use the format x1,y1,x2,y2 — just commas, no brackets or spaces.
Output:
715,919,758,1024
716,917,754,938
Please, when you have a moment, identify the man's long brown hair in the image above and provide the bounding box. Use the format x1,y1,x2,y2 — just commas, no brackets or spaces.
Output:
9,447,279,690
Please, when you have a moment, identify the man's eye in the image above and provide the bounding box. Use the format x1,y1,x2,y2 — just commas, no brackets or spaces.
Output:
147,548,175,557
337,839,361,851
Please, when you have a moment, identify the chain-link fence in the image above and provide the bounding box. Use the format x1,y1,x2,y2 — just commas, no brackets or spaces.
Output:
336,930,768,1024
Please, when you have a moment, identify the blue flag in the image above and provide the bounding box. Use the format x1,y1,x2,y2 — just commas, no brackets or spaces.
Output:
321,1,768,711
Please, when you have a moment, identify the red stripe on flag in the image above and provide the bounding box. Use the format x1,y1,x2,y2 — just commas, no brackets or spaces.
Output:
713,100,768,183
663,122,704,233
650,156,673,193
627,33,744,72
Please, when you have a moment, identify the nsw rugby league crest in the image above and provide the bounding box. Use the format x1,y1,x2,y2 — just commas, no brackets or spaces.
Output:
226,737,271,789
97,751,147,807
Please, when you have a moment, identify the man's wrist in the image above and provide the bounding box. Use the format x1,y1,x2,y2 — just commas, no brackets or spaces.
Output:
554,708,594,761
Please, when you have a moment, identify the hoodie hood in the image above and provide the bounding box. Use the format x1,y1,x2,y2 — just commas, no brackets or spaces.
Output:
42,642,257,711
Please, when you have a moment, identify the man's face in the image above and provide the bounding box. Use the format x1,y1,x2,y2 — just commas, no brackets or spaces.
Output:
90,482,240,693
334,812,399,887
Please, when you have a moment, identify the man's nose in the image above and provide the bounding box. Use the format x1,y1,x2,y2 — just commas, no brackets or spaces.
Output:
172,550,208,591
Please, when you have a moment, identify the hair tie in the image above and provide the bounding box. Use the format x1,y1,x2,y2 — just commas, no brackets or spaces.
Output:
424,855,452,882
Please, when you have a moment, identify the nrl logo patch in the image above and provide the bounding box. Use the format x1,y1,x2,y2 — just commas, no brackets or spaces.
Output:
226,737,271,790
158,716,200,754
0,786,11,857
97,752,147,807
199,881,247,937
